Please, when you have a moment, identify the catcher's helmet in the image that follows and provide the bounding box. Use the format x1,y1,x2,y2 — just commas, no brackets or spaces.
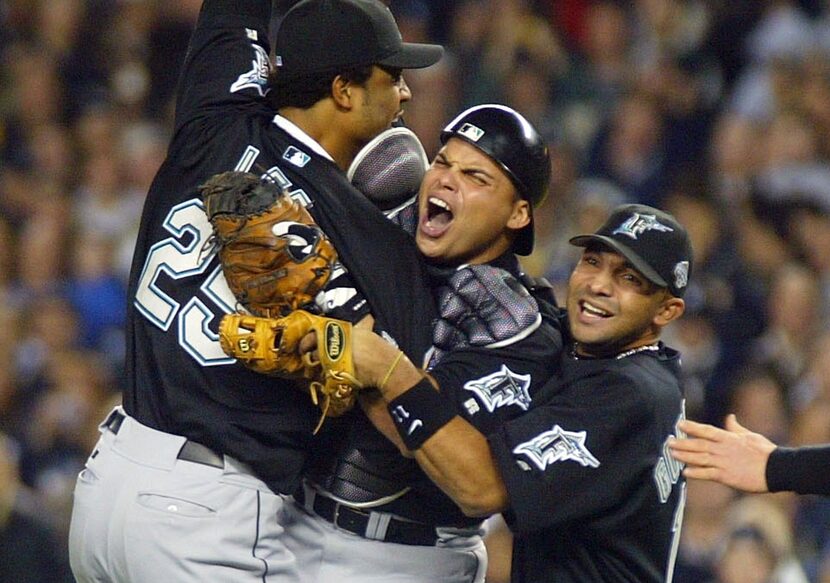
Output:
440,104,551,256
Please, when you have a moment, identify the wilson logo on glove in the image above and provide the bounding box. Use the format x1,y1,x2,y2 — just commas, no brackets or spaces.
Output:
325,322,345,362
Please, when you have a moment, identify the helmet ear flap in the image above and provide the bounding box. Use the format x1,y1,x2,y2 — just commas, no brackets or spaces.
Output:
440,104,551,255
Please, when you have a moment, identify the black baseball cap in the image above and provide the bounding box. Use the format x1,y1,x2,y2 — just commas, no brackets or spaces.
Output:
569,204,693,297
274,0,444,77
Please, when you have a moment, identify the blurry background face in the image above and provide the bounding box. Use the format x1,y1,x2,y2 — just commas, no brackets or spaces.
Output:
716,530,776,583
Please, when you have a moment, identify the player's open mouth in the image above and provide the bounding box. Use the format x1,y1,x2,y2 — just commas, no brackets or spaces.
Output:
580,300,611,318
421,196,454,236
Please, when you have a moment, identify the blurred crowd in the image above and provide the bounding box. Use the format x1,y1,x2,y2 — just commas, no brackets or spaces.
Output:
1,1,829,582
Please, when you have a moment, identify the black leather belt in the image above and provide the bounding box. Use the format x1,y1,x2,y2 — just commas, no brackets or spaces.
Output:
103,410,224,469
295,487,440,546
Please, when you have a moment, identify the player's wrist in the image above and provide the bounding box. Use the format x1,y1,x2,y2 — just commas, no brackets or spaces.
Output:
387,378,456,450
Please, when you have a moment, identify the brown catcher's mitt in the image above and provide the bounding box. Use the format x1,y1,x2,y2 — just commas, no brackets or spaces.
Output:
219,311,363,430
200,171,337,317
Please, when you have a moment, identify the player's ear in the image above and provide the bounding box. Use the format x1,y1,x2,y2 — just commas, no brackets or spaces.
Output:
506,198,530,231
332,75,353,109
653,295,685,327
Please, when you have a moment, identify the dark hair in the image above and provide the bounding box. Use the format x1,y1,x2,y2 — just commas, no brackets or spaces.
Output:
266,64,375,110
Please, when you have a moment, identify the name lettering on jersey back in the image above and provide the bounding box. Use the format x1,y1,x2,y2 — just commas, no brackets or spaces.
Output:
653,401,686,503
513,425,600,472
463,365,532,415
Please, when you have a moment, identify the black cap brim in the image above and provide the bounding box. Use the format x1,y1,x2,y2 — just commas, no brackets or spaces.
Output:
377,43,443,69
569,234,668,287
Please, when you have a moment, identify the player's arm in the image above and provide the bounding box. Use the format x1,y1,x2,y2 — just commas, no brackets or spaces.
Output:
669,415,773,493
670,414,830,496
351,328,509,517
174,0,272,130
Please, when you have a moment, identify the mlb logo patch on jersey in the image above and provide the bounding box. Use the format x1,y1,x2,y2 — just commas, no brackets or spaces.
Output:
513,425,600,471
284,146,311,168
463,365,531,414
457,123,485,142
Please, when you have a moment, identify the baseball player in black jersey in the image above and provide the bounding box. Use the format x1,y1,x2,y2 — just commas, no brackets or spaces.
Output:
352,203,693,582
276,104,563,582
67,1,442,581
671,414,830,496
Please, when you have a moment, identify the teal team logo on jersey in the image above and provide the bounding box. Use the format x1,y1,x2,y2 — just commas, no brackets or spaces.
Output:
513,425,600,471
463,365,532,414
230,40,270,97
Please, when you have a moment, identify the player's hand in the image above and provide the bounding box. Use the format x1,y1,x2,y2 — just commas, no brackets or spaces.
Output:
669,414,775,493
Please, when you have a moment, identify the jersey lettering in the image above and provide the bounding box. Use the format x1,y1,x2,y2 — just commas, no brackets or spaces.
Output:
665,482,687,583
262,165,312,207
134,147,357,366
653,402,686,503
133,199,236,366
654,401,687,583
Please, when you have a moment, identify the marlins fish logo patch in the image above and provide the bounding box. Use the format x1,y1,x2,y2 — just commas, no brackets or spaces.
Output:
612,212,673,240
230,42,270,97
463,365,532,413
513,425,600,471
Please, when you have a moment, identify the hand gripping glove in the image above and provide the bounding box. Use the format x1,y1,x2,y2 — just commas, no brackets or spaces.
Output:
219,311,363,429
200,171,337,317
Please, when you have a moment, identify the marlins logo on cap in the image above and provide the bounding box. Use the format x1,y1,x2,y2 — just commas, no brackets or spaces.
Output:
569,203,694,298
612,212,674,239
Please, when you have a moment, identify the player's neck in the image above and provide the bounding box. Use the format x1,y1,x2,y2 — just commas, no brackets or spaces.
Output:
571,341,659,360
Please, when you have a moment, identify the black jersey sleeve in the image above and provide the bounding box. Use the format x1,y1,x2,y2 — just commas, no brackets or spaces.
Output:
766,445,830,496
428,323,562,436
488,361,684,534
173,0,272,132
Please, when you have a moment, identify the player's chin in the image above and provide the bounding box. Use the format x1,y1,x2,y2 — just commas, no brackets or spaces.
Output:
568,322,613,348
416,237,451,265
